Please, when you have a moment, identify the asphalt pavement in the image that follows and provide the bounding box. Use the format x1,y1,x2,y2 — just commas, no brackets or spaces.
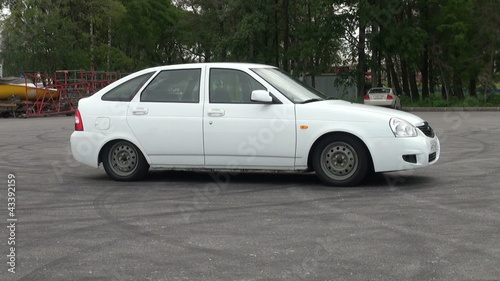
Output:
0,112,499,281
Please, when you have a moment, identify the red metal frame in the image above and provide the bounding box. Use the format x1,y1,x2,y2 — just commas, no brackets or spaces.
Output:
19,69,118,117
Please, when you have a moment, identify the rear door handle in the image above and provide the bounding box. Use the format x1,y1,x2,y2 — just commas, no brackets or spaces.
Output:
207,108,225,117
132,107,149,115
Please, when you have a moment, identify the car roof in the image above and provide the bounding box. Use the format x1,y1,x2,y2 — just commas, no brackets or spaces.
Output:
103,62,279,92
142,62,276,73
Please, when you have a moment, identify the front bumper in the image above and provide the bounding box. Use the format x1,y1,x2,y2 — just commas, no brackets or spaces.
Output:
367,133,440,172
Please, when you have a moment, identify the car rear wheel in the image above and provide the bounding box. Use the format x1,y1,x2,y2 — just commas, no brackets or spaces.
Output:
102,141,149,181
312,135,370,186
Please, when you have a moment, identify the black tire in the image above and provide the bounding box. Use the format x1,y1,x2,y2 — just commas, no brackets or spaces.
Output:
102,141,149,181
312,135,370,186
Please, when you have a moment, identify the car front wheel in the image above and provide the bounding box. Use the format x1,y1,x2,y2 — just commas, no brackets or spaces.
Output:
312,135,370,186
102,141,149,181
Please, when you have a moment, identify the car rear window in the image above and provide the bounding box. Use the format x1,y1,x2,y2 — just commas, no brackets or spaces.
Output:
102,72,154,101
369,88,391,94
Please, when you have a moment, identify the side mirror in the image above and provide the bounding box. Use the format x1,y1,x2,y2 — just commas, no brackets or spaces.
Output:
250,90,273,103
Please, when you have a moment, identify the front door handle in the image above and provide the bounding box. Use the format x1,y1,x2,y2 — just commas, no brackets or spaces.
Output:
132,107,149,115
207,108,225,117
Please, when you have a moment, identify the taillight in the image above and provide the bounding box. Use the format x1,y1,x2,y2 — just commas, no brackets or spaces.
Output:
364,95,370,100
387,94,394,100
75,109,84,131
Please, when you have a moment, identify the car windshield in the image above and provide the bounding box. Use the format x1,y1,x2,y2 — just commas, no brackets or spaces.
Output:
252,68,328,103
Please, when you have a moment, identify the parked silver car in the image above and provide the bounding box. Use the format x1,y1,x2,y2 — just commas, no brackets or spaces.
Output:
364,87,401,109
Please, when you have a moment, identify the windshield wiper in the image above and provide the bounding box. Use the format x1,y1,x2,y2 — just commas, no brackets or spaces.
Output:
300,98,323,104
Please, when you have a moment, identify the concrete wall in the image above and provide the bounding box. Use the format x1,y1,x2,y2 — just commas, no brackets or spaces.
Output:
303,74,357,101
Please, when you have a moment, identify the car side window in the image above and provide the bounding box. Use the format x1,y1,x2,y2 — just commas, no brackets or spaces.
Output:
209,69,266,103
101,72,154,101
141,69,201,103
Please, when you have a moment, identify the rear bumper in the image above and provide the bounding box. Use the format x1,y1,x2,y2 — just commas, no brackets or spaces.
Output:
364,100,395,107
70,131,105,168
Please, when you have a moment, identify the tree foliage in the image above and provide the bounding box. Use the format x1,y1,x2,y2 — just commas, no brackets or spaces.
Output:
0,0,498,100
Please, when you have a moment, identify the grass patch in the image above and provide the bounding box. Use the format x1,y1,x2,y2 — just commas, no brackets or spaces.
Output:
399,92,500,107
353,92,500,107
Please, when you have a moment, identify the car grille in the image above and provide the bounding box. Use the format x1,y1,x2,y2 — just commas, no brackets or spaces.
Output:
429,152,437,162
417,122,435,137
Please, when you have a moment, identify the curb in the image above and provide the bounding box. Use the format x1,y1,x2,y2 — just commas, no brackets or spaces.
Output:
403,107,500,112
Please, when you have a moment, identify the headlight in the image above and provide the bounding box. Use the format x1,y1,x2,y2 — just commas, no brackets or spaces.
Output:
390,118,417,137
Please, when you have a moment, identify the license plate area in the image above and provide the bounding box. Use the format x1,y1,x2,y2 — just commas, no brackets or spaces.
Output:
372,94,385,99
430,140,437,153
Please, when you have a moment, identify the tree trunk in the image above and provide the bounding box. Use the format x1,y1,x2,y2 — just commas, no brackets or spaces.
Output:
429,62,435,97
282,0,290,71
420,0,430,100
107,16,112,71
437,63,450,101
274,0,279,67
386,61,392,88
400,58,411,97
483,44,496,102
377,52,382,86
248,39,255,62
421,48,429,100
357,22,366,98
452,74,464,99
371,21,379,88
468,78,477,97
409,68,419,101
387,55,402,96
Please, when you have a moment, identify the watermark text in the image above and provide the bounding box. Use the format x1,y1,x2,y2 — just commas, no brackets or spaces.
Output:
7,173,16,274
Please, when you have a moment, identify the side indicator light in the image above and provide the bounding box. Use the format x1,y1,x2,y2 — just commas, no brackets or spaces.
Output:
300,125,309,130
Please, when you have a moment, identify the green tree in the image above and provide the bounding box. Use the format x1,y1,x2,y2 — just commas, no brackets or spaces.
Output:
0,0,126,75
1,0,84,74
113,0,182,70
1,0,496,101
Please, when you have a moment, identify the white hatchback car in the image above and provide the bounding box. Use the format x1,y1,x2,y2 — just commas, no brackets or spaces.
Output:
364,87,402,109
71,63,440,186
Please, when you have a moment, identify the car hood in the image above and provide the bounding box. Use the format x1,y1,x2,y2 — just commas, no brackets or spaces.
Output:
302,100,425,125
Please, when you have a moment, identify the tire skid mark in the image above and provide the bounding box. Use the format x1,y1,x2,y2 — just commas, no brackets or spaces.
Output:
18,184,298,251
92,185,261,260
19,191,197,212
92,183,303,227
35,126,72,142
288,188,500,261
396,190,500,223
17,184,197,249
17,238,120,281
18,184,296,246
13,128,70,151
436,132,497,166
16,217,121,249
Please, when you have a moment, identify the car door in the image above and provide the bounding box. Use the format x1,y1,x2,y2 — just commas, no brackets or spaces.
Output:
126,67,205,166
203,67,296,169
